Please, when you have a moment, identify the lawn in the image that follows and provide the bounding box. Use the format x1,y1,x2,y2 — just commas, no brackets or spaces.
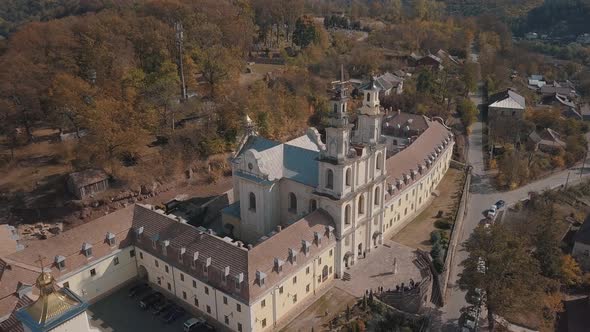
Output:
392,168,465,251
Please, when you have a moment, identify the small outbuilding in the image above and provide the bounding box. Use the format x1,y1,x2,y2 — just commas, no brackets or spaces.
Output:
67,169,110,199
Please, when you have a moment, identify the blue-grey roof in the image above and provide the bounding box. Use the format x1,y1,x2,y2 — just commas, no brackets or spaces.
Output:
241,136,280,153
222,201,241,219
283,145,319,187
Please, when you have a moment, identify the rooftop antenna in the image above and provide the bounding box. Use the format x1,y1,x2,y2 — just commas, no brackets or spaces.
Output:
35,255,46,272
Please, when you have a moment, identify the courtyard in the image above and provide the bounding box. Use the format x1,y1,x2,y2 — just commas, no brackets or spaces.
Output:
281,240,428,331
392,168,465,251
88,283,194,332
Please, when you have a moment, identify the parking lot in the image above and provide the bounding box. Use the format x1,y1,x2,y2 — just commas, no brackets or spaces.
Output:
88,283,188,332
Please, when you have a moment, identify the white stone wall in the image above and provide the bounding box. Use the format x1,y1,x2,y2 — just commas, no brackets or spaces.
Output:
59,247,137,302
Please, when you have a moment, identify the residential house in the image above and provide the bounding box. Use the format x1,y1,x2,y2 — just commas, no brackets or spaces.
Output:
573,216,590,271
527,128,566,153
487,89,526,120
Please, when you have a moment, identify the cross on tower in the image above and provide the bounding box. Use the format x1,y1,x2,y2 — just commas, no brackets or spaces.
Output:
35,255,46,272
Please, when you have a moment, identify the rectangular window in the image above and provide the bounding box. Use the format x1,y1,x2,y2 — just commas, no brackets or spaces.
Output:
261,299,266,308
139,252,143,259
293,294,297,303
165,265,169,273
279,286,284,294
306,266,310,274
193,280,197,288
155,260,159,268
223,296,228,305
236,303,241,312
194,298,199,307
130,249,135,257
113,257,119,266
182,291,187,300
224,315,229,325
330,266,333,274
63,282,70,288
306,284,310,293
205,286,209,295
167,283,171,291
206,305,211,314
293,276,297,284
318,258,322,265
262,319,267,328
238,323,243,332
90,268,96,277
180,273,184,282
398,199,401,206
329,249,333,257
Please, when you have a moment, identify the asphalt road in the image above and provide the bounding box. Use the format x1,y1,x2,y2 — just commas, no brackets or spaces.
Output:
439,94,590,329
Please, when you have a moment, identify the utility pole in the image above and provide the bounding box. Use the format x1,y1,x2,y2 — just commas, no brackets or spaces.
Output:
565,170,571,189
175,22,187,102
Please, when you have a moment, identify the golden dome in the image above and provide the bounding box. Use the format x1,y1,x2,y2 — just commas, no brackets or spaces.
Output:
24,270,82,325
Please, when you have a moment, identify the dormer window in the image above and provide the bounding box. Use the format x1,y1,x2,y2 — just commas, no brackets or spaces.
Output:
106,232,116,246
256,271,266,286
134,226,144,241
203,257,211,275
288,248,297,264
178,247,186,262
314,232,322,246
151,234,159,249
82,243,93,257
302,240,311,256
235,273,244,290
223,266,230,283
161,240,169,256
55,255,66,270
191,251,199,269
274,258,284,273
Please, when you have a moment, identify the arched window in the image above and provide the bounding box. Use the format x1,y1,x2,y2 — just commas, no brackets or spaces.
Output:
289,193,297,212
366,92,370,102
326,169,334,189
345,204,351,225
249,192,256,211
374,187,380,205
333,103,337,113
341,104,345,112
358,195,365,215
345,168,351,187
376,153,383,170
309,199,317,212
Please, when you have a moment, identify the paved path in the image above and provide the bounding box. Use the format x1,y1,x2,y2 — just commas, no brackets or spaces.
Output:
439,90,590,329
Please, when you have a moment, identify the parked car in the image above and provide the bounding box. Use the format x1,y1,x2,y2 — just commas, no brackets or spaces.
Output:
139,291,163,309
150,298,170,315
163,305,185,323
184,317,206,331
486,205,497,219
199,323,216,331
495,200,505,209
128,283,150,298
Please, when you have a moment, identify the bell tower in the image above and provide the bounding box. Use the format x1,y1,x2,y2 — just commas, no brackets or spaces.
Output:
354,77,383,145
323,65,353,163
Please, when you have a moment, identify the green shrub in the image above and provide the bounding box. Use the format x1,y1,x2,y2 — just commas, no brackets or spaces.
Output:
434,219,452,230
430,230,442,244
433,256,444,273
431,243,442,259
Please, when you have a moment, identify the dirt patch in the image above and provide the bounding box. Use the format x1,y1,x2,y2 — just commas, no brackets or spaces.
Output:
280,287,356,332
392,168,465,251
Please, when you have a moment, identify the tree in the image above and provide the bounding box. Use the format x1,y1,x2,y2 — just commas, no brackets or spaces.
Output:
456,98,478,131
533,208,564,279
47,73,95,137
293,17,318,48
459,224,545,330
561,255,582,286
416,69,435,95
192,45,241,98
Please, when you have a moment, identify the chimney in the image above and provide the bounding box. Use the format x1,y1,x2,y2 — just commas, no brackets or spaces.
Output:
247,244,253,250
276,225,282,232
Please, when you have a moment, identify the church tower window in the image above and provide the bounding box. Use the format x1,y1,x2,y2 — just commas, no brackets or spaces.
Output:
289,193,297,212
374,187,380,205
376,153,383,170
358,195,365,215
249,192,256,211
345,168,351,186
326,169,334,189
345,204,351,225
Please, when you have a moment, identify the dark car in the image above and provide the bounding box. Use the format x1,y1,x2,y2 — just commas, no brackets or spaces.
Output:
139,291,163,309
198,323,216,331
128,283,150,298
163,306,185,324
152,300,173,315
149,297,167,314
495,200,505,209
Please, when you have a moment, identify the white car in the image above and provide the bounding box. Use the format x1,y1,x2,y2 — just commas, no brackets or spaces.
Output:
486,205,497,220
